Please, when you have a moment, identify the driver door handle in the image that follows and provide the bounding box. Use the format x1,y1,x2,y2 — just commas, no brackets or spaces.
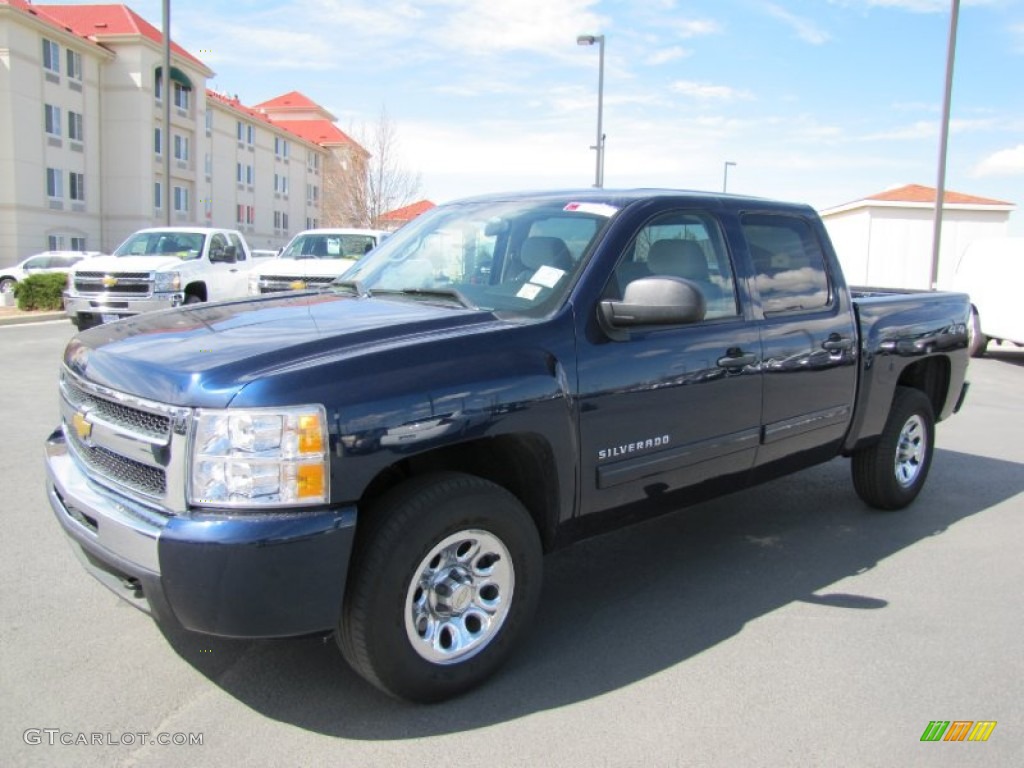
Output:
717,349,757,369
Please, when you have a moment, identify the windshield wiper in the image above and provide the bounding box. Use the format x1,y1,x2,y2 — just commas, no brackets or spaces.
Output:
369,287,477,309
332,279,369,297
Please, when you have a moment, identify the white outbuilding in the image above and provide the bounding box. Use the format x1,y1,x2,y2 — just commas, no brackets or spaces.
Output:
819,184,1015,289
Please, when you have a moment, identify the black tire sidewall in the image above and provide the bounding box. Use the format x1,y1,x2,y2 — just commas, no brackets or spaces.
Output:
854,387,935,510
345,474,542,702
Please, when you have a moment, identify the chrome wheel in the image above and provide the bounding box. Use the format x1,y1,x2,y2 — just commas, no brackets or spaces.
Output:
894,414,926,488
405,529,514,665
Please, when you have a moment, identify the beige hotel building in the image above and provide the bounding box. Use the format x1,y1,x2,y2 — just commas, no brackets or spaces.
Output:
0,0,369,267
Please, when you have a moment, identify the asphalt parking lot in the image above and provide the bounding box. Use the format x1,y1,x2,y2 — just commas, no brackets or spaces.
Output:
2,318,1021,767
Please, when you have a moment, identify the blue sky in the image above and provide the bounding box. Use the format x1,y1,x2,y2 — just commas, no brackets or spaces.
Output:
72,1,1024,230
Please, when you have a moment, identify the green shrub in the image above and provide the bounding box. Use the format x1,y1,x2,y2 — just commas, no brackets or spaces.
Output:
13,273,68,311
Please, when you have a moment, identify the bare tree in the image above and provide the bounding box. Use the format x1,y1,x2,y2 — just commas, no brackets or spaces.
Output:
331,107,422,229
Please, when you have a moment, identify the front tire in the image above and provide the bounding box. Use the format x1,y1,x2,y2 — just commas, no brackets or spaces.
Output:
338,472,542,702
852,387,935,510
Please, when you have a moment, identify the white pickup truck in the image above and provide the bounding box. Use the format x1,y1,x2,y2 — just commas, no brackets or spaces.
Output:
64,227,254,330
247,228,386,295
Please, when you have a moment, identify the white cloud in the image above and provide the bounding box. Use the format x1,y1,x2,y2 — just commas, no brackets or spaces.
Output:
763,3,831,45
670,80,751,101
645,46,691,65
435,0,607,57
836,0,998,13
973,145,1024,177
671,19,722,37
860,118,995,141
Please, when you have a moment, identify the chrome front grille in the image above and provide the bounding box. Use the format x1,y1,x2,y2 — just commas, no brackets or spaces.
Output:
74,271,154,296
258,275,337,293
62,378,171,441
59,369,192,514
69,441,167,497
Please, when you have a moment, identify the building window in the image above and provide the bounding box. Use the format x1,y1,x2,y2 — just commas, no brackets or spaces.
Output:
236,204,244,225
246,125,255,146
44,104,62,136
275,137,289,159
42,39,60,74
205,110,213,133
204,153,212,176
246,205,255,225
69,172,85,202
204,197,213,219
48,235,65,250
46,168,63,198
235,162,242,183
66,49,82,81
307,151,320,172
154,128,162,155
174,134,190,161
154,182,162,209
306,217,319,230
307,184,319,204
246,164,254,186
68,111,84,142
174,186,189,213
236,121,244,141
70,236,87,251
155,74,162,101
173,82,190,111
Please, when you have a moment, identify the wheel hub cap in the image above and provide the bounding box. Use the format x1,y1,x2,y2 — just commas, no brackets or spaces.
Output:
894,414,926,487
405,529,514,665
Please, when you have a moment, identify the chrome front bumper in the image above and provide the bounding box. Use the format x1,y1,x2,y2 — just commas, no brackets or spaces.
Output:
63,293,183,318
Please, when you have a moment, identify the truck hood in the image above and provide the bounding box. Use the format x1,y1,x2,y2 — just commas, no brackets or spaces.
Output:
63,292,497,408
253,258,358,279
72,254,188,273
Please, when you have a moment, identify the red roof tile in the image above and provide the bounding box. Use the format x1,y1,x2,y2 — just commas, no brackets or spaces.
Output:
272,119,364,151
866,184,1012,206
253,91,322,110
380,200,436,223
36,4,207,70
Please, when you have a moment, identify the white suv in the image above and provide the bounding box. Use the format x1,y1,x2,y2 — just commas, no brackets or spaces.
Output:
248,228,386,295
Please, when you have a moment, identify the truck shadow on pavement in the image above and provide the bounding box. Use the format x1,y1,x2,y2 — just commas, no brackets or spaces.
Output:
160,448,1023,737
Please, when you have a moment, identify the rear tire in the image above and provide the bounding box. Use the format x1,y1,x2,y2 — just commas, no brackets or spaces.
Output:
967,307,988,358
852,387,935,510
183,294,203,305
338,472,542,703
72,313,100,331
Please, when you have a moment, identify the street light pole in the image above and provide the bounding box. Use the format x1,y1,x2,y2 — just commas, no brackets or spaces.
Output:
577,34,605,188
723,161,736,193
930,0,960,291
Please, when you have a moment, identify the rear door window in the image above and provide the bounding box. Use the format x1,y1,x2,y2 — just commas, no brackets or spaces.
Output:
741,214,831,314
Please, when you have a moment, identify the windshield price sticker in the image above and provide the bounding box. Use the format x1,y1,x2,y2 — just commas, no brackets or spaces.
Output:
516,283,542,300
531,266,565,289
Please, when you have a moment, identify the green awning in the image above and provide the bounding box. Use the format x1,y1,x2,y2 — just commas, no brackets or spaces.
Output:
154,65,193,90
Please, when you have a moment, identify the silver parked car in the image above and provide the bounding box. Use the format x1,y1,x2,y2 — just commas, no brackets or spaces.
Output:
0,251,99,295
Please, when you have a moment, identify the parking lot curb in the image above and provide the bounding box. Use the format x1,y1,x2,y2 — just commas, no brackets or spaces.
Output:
0,311,67,327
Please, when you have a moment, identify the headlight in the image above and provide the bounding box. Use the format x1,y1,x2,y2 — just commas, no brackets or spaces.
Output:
154,271,181,292
190,405,329,507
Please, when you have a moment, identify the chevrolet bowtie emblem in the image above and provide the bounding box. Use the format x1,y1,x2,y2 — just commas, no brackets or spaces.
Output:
72,411,92,442
290,280,307,290
102,275,118,288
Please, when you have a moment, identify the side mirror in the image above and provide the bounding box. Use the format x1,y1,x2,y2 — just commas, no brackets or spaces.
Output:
599,277,706,337
210,244,237,263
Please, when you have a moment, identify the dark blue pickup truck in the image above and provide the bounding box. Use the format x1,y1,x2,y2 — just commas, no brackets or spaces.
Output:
45,190,970,702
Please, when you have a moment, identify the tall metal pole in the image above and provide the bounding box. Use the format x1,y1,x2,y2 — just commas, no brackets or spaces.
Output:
162,0,171,226
723,161,736,193
930,0,960,290
577,35,606,188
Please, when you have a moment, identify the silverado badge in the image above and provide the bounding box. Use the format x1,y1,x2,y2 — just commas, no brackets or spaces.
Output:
102,275,118,288
290,280,307,290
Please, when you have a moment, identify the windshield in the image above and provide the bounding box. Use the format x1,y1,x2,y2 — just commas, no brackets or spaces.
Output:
339,198,615,316
113,231,205,260
280,233,378,260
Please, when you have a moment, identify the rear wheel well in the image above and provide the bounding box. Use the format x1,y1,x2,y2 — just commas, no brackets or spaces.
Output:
360,435,560,551
896,356,950,421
